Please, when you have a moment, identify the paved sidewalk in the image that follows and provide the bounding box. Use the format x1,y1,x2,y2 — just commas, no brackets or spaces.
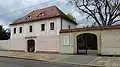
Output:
88,57,120,67
0,51,120,67
0,51,100,66
0,51,71,61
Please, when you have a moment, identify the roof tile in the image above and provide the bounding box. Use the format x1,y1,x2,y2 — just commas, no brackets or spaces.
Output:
11,6,77,25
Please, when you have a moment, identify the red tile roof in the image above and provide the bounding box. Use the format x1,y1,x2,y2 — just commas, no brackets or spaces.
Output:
60,24,120,33
10,6,77,25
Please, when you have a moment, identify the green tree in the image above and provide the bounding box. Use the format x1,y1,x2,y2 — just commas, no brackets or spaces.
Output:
70,0,120,26
0,25,10,40
67,13,76,21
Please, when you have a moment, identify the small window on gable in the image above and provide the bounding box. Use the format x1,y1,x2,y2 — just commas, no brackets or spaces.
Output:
37,13,44,17
50,22,54,30
52,8,54,11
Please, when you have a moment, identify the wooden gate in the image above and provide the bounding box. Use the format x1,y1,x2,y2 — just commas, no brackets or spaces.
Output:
27,39,35,52
77,33,97,55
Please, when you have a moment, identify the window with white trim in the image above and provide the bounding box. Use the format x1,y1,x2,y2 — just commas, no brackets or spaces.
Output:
50,22,54,30
19,27,22,33
63,36,70,45
41,24,45,31
13,28,16,34
29,26,32,32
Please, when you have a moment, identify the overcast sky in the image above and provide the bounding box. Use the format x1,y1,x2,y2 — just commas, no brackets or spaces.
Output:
0,0,93,28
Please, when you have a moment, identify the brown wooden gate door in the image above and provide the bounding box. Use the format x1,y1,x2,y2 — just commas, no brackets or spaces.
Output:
27,39,35,52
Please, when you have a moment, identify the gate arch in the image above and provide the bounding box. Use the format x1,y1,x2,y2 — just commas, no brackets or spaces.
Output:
77,33,97,55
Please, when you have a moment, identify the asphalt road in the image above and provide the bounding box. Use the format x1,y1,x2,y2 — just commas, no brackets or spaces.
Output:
0,57,89,67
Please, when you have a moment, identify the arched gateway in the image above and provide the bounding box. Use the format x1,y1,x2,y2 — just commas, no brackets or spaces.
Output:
27,39,35,52
77,33,97,55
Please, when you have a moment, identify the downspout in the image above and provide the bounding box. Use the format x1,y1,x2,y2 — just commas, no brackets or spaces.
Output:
59,17,63,54
61,17,63,30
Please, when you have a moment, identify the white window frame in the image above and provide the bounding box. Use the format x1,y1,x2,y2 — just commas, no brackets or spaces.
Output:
63,36,70,46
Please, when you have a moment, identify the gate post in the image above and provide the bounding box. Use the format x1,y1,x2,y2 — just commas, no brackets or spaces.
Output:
85,35,87,55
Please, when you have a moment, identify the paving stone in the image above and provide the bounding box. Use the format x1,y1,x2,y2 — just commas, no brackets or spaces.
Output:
88,57,120,67
1,51,120,67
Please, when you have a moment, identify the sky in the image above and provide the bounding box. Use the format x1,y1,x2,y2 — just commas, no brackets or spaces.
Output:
0,0,93,28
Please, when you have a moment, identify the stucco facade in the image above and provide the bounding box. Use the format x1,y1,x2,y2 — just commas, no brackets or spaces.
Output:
60,30,101,54
59,27,120,55
4,6,120,55
10,17,77,53
9,21,120,55
101,29,120,55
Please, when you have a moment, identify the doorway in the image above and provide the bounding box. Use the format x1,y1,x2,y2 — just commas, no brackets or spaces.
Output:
77,33,97,55
27,39,35,52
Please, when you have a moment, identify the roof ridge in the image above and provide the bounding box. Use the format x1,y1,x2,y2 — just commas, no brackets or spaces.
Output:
54,6,66,16
30,6,57,12
10,6,77,25
54,6,77,24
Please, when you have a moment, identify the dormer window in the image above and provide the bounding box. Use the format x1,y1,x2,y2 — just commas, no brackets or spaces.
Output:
26,16,31,19
37,13,44,17
52,8,54,11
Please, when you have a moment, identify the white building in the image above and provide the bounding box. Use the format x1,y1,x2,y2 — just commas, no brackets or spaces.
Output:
10,6,77,53
5,6,120,55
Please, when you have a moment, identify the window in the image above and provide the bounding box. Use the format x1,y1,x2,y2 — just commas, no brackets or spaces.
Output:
37,13,44,17
41,24,45,31
63,36,69,45
13,28,16,34
29,26,32,32
26,16,31,19
50,22,54,30
19,27,22,33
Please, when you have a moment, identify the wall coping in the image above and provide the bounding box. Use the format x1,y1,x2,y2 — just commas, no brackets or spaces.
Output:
60,25,120,33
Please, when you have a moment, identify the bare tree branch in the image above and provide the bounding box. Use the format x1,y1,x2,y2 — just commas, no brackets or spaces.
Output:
112,19,120,24
71,0,120,26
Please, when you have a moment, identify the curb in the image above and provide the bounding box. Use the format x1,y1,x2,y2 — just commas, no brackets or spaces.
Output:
49,61,105,67
0,56,46,62
0,56,105,67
